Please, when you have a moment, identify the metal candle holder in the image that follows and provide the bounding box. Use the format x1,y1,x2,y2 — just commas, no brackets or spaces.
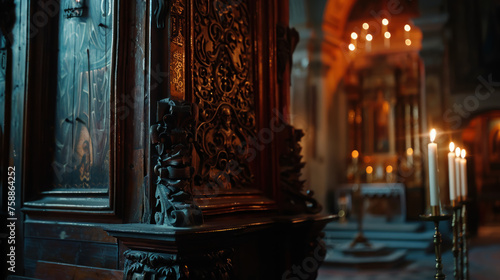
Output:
451,202,461,280
450,199,470,280
420,209,451,280
461,201,469,280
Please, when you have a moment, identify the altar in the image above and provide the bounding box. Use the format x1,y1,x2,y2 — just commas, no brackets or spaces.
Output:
336,183,406,224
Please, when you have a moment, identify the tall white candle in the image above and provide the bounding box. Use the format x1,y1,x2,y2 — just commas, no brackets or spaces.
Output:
461,149,468,199
384,31,391,48
365,34,372,52
352,150,359,165
455,147,462,200
351,32,358,49
366,166,373,183
428,129,439,206
448,142,456,201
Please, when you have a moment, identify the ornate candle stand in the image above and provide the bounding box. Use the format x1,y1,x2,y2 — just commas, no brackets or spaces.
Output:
451,202,462,280
461,201,469,280
420,207,451,280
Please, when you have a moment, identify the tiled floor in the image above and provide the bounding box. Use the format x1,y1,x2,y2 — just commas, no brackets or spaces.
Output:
318,225,500,280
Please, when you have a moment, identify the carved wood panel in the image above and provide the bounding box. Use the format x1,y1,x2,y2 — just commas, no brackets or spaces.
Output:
51,0,114,190
192,0,256,190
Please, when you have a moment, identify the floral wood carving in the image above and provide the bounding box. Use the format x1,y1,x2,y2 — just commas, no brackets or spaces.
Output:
192,0,256,189
170,0,185,97
276,24,299,84
124,251,182,280
124,249,233,280
279,125,321,214
150,98,203,227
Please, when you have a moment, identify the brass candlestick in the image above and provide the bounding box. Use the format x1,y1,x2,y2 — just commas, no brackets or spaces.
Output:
349,184,371,248
420,213,451,280
451,203,461,280
461,202,469,280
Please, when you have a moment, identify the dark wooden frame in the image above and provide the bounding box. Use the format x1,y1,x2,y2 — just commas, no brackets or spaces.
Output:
21,0,125,220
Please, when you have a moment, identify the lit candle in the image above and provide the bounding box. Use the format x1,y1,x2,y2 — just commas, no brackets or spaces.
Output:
382,18,389,33
407,147,414,166
448,142,456,202
384,31,391,48
351,32,358,48
428,129,439,213
386,165,393,183
404,24,411,38
461,149,468,200
362,22,369,30
348,43,355,52
365,34,372,52
352,150,359,165
455,147,462,200
366,166,373,183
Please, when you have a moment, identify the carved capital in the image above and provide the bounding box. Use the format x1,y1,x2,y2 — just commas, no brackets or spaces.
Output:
150,98,203,227
278,125,321,214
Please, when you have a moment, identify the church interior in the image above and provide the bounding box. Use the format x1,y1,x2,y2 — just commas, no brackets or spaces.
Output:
1,0,500,279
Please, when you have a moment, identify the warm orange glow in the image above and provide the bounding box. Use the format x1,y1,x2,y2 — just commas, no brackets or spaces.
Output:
386,165,393,173
430,129,436,142
366,166,373,174
382,18,389,26
366,34,373,41
384,32,391,39
455,147,461,157
461,149,466,159
407,148,413,156
405,39,411,46
351,150,359,159
449,142,455,153
351,32,358,40
404,24,411,32
348,43,355,51
362,23,369,30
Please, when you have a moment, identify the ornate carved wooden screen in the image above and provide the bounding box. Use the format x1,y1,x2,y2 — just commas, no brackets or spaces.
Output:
23,0,119,214
191,0,256,191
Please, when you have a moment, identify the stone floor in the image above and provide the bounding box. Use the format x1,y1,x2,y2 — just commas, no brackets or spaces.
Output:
318,225,500,280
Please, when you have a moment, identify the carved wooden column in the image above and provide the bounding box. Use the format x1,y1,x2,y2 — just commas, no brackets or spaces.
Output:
150,99,202,226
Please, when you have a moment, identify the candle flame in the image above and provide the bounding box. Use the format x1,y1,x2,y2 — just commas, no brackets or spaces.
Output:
351,150,359,159
455,147,461,157
382,18,389,26
449,142,455,152
362,23,369,30
386,165,393,173
404,24,411,32
461,149,466,159
366,34,373,41
351,32,358,40
430,129,436,142
366,166,373,174
407,147,413,156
